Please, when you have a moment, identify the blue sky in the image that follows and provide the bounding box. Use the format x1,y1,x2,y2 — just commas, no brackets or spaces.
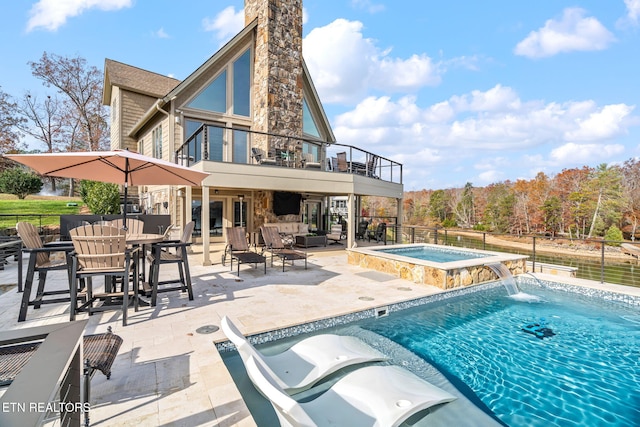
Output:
2,0,640,191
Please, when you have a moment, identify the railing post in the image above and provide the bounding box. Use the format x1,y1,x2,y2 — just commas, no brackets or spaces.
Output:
601,240,605,284
411,227,415,244
483,233,486,250
434,227,438,245
532,236,536,273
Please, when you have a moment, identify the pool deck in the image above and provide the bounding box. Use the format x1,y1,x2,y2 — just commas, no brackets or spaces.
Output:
0,242,638,426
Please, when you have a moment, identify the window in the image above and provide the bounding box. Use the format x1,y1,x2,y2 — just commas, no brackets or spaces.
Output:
303,98,320,137
138,139,144,155
233,49,251,116
152,126,162,159
232,129,248,164
187,71,227,113
208,125,224,162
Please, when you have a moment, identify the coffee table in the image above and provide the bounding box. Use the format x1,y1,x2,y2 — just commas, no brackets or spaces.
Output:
295,235,327,248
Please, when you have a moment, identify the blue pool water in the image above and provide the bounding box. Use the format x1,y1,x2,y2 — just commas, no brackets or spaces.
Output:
358,283,640,426
376,246,494,263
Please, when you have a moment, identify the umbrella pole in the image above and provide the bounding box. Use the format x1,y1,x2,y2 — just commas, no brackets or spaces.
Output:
122,182,128,231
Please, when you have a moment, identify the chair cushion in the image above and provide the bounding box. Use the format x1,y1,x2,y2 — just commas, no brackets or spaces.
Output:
299,223,309,234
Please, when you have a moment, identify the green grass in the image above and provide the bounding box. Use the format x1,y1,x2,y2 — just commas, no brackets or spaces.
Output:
0,195,84,229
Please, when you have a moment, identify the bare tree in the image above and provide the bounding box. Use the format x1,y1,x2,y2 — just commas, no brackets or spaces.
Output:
0,86,26,156
29,52,108,151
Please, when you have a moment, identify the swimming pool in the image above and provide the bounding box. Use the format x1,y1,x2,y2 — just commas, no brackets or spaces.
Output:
348,244,527,289
219,279,640,426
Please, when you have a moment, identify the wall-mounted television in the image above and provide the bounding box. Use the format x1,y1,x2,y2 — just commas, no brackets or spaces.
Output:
273,191,302,216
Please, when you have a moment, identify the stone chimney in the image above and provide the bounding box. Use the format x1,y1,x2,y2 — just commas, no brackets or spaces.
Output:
245,0,303,151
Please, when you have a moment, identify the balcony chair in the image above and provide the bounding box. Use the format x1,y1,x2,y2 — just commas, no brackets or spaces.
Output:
222,227,266,275
365,153,380,178
251,147,277,165
326,224,346,245
260,225,307,271
301,153,322,169
69,224,140,327
16,221,75,322
220,316,387,394
110,218,145,234
146,221,195,306
244,355,457,427
336,152,350,173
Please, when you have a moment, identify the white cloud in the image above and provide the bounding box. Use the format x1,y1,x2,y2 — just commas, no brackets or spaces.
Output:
617,0,640,28
304,19,441,104
153,27,170,39
351,0,385,14
514,8,615,58
564,104,634,141
202,6,245,45
550,142,625,164
26,0,132,32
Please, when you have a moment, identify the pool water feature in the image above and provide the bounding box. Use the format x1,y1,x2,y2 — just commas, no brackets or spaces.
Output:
357,283,640,426
348,244,527,289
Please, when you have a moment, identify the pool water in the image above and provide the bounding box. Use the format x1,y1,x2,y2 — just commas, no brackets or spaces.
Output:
376,246,493,263
358,283,640,426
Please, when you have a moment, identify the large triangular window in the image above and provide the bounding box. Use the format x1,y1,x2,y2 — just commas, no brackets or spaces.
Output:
303,98,320,137
187,70,227,113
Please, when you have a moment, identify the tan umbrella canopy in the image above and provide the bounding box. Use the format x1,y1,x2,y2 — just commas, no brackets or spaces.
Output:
4,149,209,227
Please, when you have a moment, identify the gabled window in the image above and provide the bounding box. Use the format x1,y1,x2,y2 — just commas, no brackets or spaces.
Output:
152,126,162,159
187,71,227,113
303,98,320,137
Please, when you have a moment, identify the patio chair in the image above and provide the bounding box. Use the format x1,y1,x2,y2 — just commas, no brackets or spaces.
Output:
220,316,387,394
110,218,145,234
356,220,370,240
365,153,380,178
336,152,350,172
368,222,387,245
260,225,307,271
222,227,266,275
16,221,75,322
69,224,140,326
146,221,195,306
301,153,322,169
251,147,277,165
325,224,345,245
244,355,457,426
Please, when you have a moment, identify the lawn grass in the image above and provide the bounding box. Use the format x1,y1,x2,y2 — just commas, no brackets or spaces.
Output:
0,194,84,229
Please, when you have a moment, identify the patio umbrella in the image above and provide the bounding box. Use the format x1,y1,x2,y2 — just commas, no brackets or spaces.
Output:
4,149,209,228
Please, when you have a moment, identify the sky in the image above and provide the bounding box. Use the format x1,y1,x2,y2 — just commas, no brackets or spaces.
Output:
2,0,640,191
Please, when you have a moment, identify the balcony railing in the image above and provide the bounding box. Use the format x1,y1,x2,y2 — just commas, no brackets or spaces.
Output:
174,124,402,185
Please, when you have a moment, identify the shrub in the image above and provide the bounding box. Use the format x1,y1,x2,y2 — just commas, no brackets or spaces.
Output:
604,225,623,246
79,180,120,214
0,167,43,199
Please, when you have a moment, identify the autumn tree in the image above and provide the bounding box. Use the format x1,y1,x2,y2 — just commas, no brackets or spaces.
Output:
29,52,108,151
450,182,475,228
0,86,26,156
620,158,640,240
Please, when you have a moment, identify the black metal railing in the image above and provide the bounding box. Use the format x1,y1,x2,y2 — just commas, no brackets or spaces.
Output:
393,225,640,288
174,123,403,185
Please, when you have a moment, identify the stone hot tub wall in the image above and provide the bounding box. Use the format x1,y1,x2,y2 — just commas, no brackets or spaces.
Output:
347,249,527,290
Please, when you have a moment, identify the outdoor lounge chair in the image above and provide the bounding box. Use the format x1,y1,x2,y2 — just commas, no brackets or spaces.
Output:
244,355,457,427
16,221,75,322
220,316,387,394
326,224,345,245
260,225,307,271
356,220,370,240
222,227,266,275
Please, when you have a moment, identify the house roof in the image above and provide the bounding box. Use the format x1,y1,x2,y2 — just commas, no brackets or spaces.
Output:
102,59,180,105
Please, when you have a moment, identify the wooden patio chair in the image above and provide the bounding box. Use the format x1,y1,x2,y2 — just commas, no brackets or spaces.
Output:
260,225,307,271
15,221,75,322
336,152,350,172
146,221,195,306
222,227,266,275
69,224,140,326
110,218,145,234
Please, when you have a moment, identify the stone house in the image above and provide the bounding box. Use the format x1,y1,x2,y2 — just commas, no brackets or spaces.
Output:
102,0,403,264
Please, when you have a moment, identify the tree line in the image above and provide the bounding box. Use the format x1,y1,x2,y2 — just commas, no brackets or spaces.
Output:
399,161,640,240
0,52,108,195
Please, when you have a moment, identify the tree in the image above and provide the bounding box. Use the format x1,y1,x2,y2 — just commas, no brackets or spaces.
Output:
29,52,108,151
79,180,119,214
541,196,562,237
583,164,626,238
450,182,475,228
0,167,43,199
17,93,65,191
0,86,26,155
428,189,448,223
